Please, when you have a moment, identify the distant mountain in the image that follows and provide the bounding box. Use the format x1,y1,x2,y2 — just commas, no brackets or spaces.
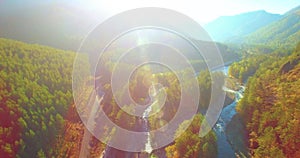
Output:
244,5,300,47
204,10,281,42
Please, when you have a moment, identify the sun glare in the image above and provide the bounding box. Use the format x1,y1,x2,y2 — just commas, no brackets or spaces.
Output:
84,0,245,25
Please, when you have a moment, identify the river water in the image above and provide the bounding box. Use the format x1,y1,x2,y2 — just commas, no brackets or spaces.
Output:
213,66,244,158
98,66,245,158
142,83,157,154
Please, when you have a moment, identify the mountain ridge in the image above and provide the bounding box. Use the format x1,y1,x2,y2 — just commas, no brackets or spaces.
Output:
204,10,281,42
243,5,300,47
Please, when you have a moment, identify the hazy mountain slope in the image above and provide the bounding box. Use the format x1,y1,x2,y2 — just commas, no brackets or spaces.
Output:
244,5,300,47
0,3,99,51
204,10,281,42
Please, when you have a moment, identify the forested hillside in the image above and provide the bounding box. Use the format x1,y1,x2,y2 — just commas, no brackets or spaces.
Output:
228,46,293,82
244,6,300,47
0,38,83,157
229,43,300,157
165,114,217,158
0,38,221,157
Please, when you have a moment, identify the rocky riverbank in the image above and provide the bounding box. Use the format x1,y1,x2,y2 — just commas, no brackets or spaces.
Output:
226,114,250,157
223,77,241,107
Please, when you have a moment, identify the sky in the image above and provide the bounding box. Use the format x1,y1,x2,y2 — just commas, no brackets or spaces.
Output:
83,0,300,24
0,0,299,24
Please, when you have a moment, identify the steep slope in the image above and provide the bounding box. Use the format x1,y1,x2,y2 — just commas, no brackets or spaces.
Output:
0,38,81,157
204,10,281,42
244,5,300,47
230,43,300,157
